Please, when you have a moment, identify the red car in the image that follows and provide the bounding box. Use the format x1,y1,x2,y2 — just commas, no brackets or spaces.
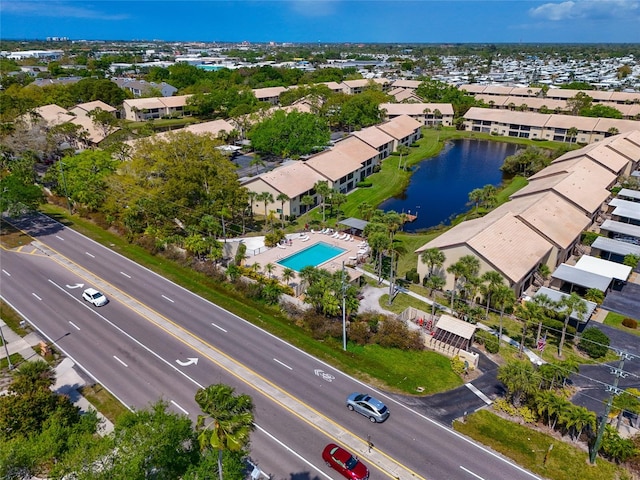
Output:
322,443,369,480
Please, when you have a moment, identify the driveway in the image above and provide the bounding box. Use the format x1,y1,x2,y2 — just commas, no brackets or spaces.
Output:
602,281,640,320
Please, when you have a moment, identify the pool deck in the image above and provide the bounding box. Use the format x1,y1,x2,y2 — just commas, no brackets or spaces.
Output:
245,231,368,284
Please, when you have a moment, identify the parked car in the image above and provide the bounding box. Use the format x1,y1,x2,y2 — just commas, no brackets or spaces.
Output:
82,288,108,307
346,392,389,423
322,443,369,480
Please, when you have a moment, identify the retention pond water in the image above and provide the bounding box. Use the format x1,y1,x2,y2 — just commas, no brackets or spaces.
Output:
380,139,521,232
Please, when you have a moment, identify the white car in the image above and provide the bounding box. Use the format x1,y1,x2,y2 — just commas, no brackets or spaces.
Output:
82,288,108,307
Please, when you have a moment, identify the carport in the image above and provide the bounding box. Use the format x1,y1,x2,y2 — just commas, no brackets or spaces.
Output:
600,220,640,243
611,205,640,226
551,263,612,294
618,188,640,202
575,255,633,284
591,236,640,263
534,286,597,327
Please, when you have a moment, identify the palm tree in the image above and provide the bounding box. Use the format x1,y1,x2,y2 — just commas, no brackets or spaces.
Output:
480,270,504,318
492,285,516,346
397,144,410,170
301,194,315,214
562,405,595,442
420,247,446,279
195,384,255,480
314,180,332,222
247,191,257,219
557,292,587,357
446,261,467,311
567,126,578,143
276,192,290,228
257,191,274,224
497,360,541,407
249,155,265,175
468,188,483,212
532,293,556,347
264,262,275,279
282,268,295,286
514,300,542,358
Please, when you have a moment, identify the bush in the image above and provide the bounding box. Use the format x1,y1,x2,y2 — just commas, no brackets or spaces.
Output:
622,318,638,329
475,330,499,353
356,181,372,188
349,321,372,346
405,268,420,284
372,319,423,350
450,356,466,376
578,327,610,359
581,231,600,246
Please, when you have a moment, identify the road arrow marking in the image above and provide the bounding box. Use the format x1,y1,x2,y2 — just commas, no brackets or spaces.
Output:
314,369,335,382
176,357,199,367
66,283,84,289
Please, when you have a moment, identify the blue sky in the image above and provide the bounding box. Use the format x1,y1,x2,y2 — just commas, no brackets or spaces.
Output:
2,0,640,43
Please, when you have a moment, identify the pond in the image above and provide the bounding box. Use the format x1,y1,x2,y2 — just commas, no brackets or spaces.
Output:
380,139,521,232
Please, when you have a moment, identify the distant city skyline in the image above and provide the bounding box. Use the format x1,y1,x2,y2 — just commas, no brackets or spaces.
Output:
1,0,640,44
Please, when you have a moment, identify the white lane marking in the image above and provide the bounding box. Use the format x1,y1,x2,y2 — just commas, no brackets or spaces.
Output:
273,358,292,370
211,322,227,333
69,321,80,331
465,382,493,405
171,400,189,415
120,272,131,278
32,293,42,301
161,294,174,303
85,252,95,258
2,269,11,276
113,355,128,367
254,424,331,479
460,465,485,479
55,235,64,240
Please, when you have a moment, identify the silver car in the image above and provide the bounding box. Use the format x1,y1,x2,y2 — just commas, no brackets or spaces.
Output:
346,393,389,423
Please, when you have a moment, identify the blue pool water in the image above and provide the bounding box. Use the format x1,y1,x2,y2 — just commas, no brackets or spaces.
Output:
277,242,346,271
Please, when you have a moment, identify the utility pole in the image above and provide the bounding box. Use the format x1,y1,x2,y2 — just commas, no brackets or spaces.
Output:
589,351,630,464
0,322,13,370
341,261,347,351
58,160,72,215
387,246,395,306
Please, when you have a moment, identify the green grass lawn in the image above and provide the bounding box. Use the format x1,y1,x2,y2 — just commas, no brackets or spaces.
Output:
604,310,640,335
454,409,623,480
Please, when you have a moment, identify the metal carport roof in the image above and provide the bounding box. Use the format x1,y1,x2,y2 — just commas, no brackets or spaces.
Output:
575,255,633,281
534,286,597,322
551,263,612,292
618,188,640,202
592,236,640,257
600,220,640,239
338,217,369,231
612,205,640,222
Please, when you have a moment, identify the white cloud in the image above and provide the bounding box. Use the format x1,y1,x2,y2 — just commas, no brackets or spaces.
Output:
529,0,639,21
1,1,129,20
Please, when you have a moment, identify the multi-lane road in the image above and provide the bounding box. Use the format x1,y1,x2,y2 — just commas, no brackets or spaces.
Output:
1,213,542,480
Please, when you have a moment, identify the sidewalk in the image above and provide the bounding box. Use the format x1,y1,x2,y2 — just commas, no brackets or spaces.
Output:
354,268,544,364
1,319,114,434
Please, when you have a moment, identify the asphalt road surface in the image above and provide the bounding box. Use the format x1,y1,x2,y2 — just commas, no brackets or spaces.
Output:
1,212,544,480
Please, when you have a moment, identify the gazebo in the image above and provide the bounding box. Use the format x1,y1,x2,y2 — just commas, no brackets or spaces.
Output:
338,217,369,237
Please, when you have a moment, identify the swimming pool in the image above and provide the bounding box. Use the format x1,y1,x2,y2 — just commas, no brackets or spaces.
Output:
277,242,347,271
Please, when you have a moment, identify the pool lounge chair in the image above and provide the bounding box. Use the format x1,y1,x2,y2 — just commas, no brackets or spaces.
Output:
277,243,286,249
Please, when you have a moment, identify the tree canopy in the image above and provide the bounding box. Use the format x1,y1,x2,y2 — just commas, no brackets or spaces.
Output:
248,109,330,157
